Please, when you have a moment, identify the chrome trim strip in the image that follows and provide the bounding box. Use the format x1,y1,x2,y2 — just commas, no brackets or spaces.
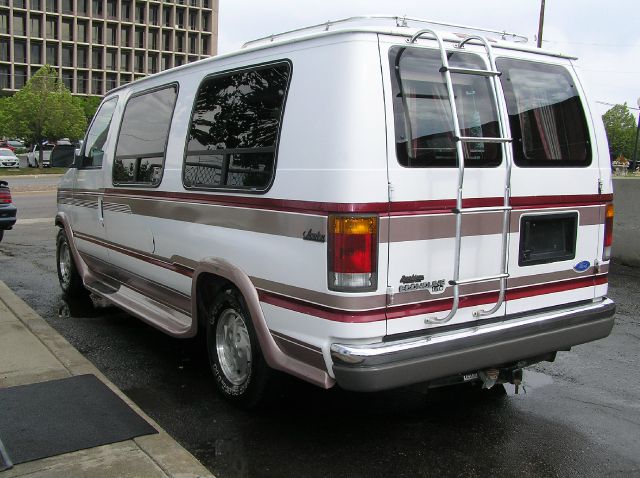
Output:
331,298,615,364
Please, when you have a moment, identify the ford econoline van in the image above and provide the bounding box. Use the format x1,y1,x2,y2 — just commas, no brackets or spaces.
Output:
56,16,616,406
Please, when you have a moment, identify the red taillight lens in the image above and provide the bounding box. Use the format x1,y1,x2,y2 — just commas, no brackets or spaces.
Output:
328,215,378,291
0,189,11,204
603,203,614,260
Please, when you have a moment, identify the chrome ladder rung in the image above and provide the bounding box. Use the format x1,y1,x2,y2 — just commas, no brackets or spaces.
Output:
453,206,512,214
440,66,501,77
456,136,513,143
449,273,509,286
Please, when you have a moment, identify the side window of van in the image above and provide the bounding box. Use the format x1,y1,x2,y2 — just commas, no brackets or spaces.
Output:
389,47,502,168
113,85,178,186
183,62,291,191
81,97,118,169
496,59,591,167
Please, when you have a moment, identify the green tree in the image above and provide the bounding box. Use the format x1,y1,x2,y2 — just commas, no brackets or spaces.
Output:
74,95,102,124
5,65,86,168
602,103,637,161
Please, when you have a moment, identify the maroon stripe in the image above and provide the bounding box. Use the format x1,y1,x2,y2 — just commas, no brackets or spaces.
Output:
102,188,612,216
260,275,608,323
74,232,194,277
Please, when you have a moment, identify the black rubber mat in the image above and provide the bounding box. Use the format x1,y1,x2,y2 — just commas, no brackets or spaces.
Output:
0,374,157,467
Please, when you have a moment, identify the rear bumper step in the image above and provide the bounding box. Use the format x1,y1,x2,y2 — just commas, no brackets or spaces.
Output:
330,298,615,392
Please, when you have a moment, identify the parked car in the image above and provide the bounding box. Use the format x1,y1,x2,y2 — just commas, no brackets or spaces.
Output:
7,140,25,149
27,143,55,167
0,148,20,168
0,141,16,151
0,180,17,243
55,16,616,407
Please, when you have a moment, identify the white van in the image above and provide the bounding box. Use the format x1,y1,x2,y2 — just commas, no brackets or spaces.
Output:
56,16,616,406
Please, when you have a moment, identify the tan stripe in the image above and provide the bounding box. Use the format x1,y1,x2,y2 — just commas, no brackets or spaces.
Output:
271,331,326,371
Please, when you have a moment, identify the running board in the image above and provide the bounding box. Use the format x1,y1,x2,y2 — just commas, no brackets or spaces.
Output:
85,277,192,337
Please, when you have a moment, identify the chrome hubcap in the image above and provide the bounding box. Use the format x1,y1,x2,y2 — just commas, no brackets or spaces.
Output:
215,309,252,385
59,242,71,287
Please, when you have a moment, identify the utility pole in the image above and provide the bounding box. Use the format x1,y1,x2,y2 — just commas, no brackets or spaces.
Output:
537,0,546,48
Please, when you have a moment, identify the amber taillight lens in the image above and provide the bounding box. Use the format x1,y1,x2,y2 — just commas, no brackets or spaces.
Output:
328,215,378,291
603,203,614,260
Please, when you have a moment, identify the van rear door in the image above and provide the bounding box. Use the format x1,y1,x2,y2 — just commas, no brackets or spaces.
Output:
496,56,607,318
381,35,511,335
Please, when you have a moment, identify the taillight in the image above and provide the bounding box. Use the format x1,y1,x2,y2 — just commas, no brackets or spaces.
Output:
328,215,378,291
0,188,11,204
603,203,614,260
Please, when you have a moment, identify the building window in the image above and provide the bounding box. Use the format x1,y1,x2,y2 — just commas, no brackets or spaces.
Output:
14,0,25,7
134,52,143,72
92,72,102,94
77,45,88,67
105,48,116,69
175,32,183,52
46,16,57,39
0,13,7,34
62,69,73,90
189,33,196,54
202,0,209,8
30,16,42,37
77,20,88,42
176,8,184,28
62,0,72,14
107,0,116,18
161,54,170,70
46,0,56,12
13,13,26,36
106,23,116,45
15,66,27,88
202,12,209,31
92,47,103,68
31,0,42,10
135,27,144,48
31,42,43,64
189,11,197,29
77,0,88,15
162,31,171,50
62,18,74,41
120,51,129,70
121,26,130,46
121,1,131,21
201,37,208,55
0,65,9,89
0,38,9,61
149,5,158,25
92,23,103,43
46,43,57,64
147,53,157,73
61,44,73,66
92,0,103,17
174,55,183,67
163,7,171,27
135,2,145,23
183,63,292,190
113,85,178,186
106,73,117,90
77,71,88,93
148,30,158,50
14,40,27,63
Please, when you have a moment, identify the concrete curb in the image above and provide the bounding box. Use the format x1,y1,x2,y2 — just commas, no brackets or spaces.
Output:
0,281,214,478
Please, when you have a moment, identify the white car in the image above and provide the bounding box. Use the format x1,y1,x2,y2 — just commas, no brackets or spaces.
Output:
0,148,19,168
27,143,55,167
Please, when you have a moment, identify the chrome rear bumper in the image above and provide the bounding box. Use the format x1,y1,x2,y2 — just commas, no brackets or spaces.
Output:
330,298,615,392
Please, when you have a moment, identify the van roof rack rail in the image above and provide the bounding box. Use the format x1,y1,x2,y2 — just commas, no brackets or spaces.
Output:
242,15,529,49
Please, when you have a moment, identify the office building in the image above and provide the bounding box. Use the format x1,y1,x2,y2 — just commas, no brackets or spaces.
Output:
0,0,218,95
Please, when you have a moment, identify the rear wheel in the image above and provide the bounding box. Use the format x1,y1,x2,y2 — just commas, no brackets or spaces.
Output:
56,228,86,298
206,288,270,408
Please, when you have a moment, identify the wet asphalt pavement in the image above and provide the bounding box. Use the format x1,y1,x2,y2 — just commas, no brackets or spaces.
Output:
1,189,639,477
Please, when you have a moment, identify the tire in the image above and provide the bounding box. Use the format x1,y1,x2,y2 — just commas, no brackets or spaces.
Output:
206,288,270,408
56,228,87,298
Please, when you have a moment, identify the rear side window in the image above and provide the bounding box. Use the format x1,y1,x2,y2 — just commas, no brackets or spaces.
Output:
113,84,178,186
81,96,118,168
183,62,291,191
496,58,591,167
389,46,502,168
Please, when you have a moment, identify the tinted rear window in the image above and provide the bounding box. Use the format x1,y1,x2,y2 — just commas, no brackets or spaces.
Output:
389,46,502,168
496,58,591,167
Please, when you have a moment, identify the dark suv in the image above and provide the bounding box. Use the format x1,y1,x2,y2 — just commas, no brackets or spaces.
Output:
0,180,17,242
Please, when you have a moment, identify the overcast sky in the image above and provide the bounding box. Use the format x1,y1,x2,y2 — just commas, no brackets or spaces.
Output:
215,0,640,118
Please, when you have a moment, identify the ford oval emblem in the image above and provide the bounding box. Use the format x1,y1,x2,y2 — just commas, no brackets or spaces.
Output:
573,260,590,273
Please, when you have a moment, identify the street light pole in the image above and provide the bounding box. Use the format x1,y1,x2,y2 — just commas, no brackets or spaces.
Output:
537,0,546,48
632,97,640,174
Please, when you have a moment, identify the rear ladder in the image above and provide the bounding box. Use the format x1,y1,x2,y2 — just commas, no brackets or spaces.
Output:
407,30,513,324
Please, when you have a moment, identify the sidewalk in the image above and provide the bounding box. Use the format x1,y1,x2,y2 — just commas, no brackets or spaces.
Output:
0,281,214,477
